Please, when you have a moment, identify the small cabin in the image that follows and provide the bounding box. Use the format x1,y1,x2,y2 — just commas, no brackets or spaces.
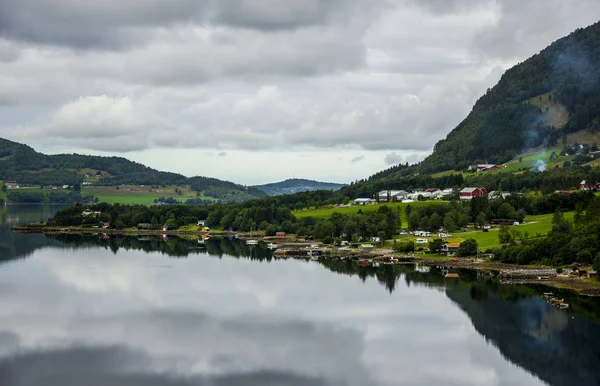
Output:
276,232,286,238
589,271,598,279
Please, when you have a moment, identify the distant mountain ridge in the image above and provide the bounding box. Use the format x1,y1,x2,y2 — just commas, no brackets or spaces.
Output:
253,178,345,196
0,137,266,201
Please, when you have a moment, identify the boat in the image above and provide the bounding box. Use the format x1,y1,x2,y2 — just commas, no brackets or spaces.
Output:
557,303,569,309
246,239,259,245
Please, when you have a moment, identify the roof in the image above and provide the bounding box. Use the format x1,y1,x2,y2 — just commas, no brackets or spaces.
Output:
354,198,373,202
477,164,497,168
460,187,481,193
360,244,374,247
445,273,459,278
581,180,587,184
445,243,460,248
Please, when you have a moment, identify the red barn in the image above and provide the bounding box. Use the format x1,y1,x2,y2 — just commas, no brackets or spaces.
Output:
275,232,286,238
477,164,498,172
459,187,487,200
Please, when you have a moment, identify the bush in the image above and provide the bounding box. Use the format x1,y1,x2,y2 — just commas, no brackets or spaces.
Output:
323,236,334,245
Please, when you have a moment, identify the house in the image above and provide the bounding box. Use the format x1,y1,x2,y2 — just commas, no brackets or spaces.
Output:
425,188,441,193
589,271,598,279
488,191,510,199
359,244,374,251
459,187,487,200
197,220,206,226
371,237,381,243
353,198,376,205
103,222,110,228
553,190,572,195
416,238,428,244
162,224,169,232
4,181,18,189
62,185,70,189
43,185,58,191
275,232,286,238
580,180,591,191
442,243,461,256
595,183,600,190
378,190,406,202
82,209,93,216
477,164,498,172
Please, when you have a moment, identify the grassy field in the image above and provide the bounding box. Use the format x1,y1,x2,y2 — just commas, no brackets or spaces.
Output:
526,92,569,128
393,211,575,251
295,201,448,224
82,185,217,205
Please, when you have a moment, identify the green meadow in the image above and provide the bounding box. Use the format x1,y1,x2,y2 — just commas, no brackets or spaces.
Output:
394,211,575,251
82,185,217,205
294,201,448,224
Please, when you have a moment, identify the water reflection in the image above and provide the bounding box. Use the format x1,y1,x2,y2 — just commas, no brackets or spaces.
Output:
1,206,600,385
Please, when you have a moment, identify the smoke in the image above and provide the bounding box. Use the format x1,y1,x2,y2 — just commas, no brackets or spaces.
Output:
534,159,546,172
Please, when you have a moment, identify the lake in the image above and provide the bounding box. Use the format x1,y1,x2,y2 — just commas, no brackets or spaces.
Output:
1,205,600,386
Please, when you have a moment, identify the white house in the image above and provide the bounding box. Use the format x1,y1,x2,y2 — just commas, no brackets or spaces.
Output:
354,198,376,205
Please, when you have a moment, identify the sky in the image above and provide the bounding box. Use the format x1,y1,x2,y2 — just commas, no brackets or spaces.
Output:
1,0,600,185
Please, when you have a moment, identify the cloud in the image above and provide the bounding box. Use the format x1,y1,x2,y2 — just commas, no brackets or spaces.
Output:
384,152,404,165
350,156,365,163
0,345,330,386
0,0,383,50
9,96,169,152
0,0,599,180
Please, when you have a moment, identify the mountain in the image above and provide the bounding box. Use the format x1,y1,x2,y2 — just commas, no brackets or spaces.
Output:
253,178,345,196
416,21,600,174
0,138,266,201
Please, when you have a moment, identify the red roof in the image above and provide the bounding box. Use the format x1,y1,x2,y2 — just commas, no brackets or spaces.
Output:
445,273,459,278
445,243,460,248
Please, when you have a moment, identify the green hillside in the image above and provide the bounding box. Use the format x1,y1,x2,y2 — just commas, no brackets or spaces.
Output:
420,20,600,174
0,138,266,203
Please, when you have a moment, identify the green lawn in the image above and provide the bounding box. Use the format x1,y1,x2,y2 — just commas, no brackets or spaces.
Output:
294,201,448,224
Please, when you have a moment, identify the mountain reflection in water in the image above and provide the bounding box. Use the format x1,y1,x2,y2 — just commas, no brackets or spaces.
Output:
1,206,600,385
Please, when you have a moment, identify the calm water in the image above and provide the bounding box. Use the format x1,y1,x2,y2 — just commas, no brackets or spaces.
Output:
1,205,600,386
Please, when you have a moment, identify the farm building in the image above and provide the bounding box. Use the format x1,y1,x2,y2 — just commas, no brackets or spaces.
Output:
354,198,376,205
581,180,591,191
459,187,487,200
477,164,498,172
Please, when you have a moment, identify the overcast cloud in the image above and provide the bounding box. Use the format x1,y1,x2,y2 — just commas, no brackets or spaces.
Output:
1,0,600,184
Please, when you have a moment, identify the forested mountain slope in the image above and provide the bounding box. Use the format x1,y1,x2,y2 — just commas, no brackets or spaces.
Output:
0,138,266,199
418,20,600,173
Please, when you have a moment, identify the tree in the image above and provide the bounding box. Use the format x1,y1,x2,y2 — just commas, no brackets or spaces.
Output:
443,215,457,233
430,213,442,230
475,212,487,228
497,202,516,219
458,239,478,257
428,238,445,254
498,225,513,244
594,255,600,281
265,224,278,236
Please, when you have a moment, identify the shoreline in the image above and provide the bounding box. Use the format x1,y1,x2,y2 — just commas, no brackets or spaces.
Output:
11,225,600,296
